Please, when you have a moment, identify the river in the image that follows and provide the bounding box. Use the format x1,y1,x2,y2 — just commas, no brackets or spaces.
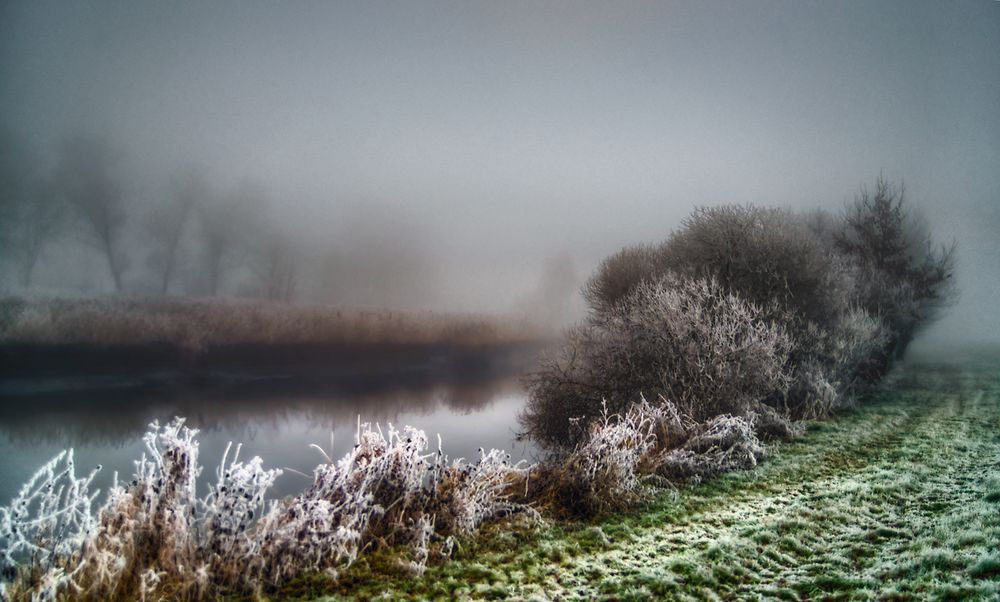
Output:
0,355,539,504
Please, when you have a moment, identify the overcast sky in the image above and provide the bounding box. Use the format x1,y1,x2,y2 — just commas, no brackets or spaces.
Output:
1,0,997,340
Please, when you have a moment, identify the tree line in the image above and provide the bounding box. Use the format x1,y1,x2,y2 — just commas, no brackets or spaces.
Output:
0,132,299,301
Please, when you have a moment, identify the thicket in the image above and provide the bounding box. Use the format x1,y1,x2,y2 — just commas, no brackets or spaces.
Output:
524,275,791,447
523,176,955,446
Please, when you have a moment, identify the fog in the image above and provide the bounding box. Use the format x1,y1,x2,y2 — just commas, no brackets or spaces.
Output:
1,1,997,341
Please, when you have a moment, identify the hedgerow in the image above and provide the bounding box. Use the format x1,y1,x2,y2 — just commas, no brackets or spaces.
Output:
523,178,954,445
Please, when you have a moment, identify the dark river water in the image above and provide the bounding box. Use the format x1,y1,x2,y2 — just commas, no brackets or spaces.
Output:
0,364,539,504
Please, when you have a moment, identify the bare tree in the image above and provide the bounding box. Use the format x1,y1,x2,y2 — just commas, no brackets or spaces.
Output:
256,228,298,302
515,254,578,330
0,130,22,256
196,180,262,296
55,134,128,292
8,177,65,287
1,132,66,287
240,192,299,302
146,168,203,294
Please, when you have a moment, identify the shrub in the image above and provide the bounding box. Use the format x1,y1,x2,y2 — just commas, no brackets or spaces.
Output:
581,206,851,326
576,204,879,418
582,244,671,315
778,305,891,418
834,176,956,360
662,205,850,327
552,198,926,426
521,274,791,449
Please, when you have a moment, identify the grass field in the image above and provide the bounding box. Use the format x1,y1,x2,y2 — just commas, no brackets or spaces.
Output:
281,352,1000,601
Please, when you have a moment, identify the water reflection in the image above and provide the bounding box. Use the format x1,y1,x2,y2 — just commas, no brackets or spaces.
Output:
0,361,538,502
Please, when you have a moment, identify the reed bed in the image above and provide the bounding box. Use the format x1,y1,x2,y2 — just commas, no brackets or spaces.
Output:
0,296,535,349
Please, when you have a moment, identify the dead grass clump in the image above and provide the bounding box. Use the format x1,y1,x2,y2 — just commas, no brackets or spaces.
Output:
250,420,537,586
751,403,804,441
0,296,536,348
657,414,766,481
529,401,681,517
430,446,539,539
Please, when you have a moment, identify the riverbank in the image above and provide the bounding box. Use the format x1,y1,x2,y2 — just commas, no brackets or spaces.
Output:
292,353,1000,600
0,296,545,396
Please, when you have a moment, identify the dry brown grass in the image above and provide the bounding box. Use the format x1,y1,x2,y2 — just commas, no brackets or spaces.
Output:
0,296,537,349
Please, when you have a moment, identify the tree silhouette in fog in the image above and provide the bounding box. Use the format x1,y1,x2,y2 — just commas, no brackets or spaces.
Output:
54,134,128,292
0,131,66,288
145,167,203,295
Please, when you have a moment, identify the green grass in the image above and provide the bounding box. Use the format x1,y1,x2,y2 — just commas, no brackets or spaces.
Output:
280,355,1000,601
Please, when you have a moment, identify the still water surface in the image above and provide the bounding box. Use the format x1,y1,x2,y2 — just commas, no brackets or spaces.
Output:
0,369,537,503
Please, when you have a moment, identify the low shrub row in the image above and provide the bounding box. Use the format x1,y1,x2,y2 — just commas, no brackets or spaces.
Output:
522,177,954,449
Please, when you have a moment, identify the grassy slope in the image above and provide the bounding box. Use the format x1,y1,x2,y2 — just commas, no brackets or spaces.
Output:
288,356,1000,601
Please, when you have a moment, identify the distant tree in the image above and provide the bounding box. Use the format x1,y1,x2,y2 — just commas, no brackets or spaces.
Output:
239,192,299,302
146,168,203,294
0,133,66,287
255,227,298,302
514,254,579,329
834,176,956,358
197,180,262,296
0,130,22,253
7,178,65,287
197,193,240,297
54,134,128,292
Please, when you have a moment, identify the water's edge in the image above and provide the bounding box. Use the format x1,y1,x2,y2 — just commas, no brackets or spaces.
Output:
0,340,547,398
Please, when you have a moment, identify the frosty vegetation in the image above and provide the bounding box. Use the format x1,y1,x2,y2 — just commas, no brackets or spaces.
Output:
522,176,955,450
0,418,537,601
1,178,956,600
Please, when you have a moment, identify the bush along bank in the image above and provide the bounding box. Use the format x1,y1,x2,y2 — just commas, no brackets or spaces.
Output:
522,177,955,450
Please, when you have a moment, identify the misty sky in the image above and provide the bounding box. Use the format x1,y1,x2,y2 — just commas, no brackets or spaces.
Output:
1,0,997,341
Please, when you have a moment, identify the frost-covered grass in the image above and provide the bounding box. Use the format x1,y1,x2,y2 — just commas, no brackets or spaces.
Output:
0,296,535,348
297,357,1000,601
